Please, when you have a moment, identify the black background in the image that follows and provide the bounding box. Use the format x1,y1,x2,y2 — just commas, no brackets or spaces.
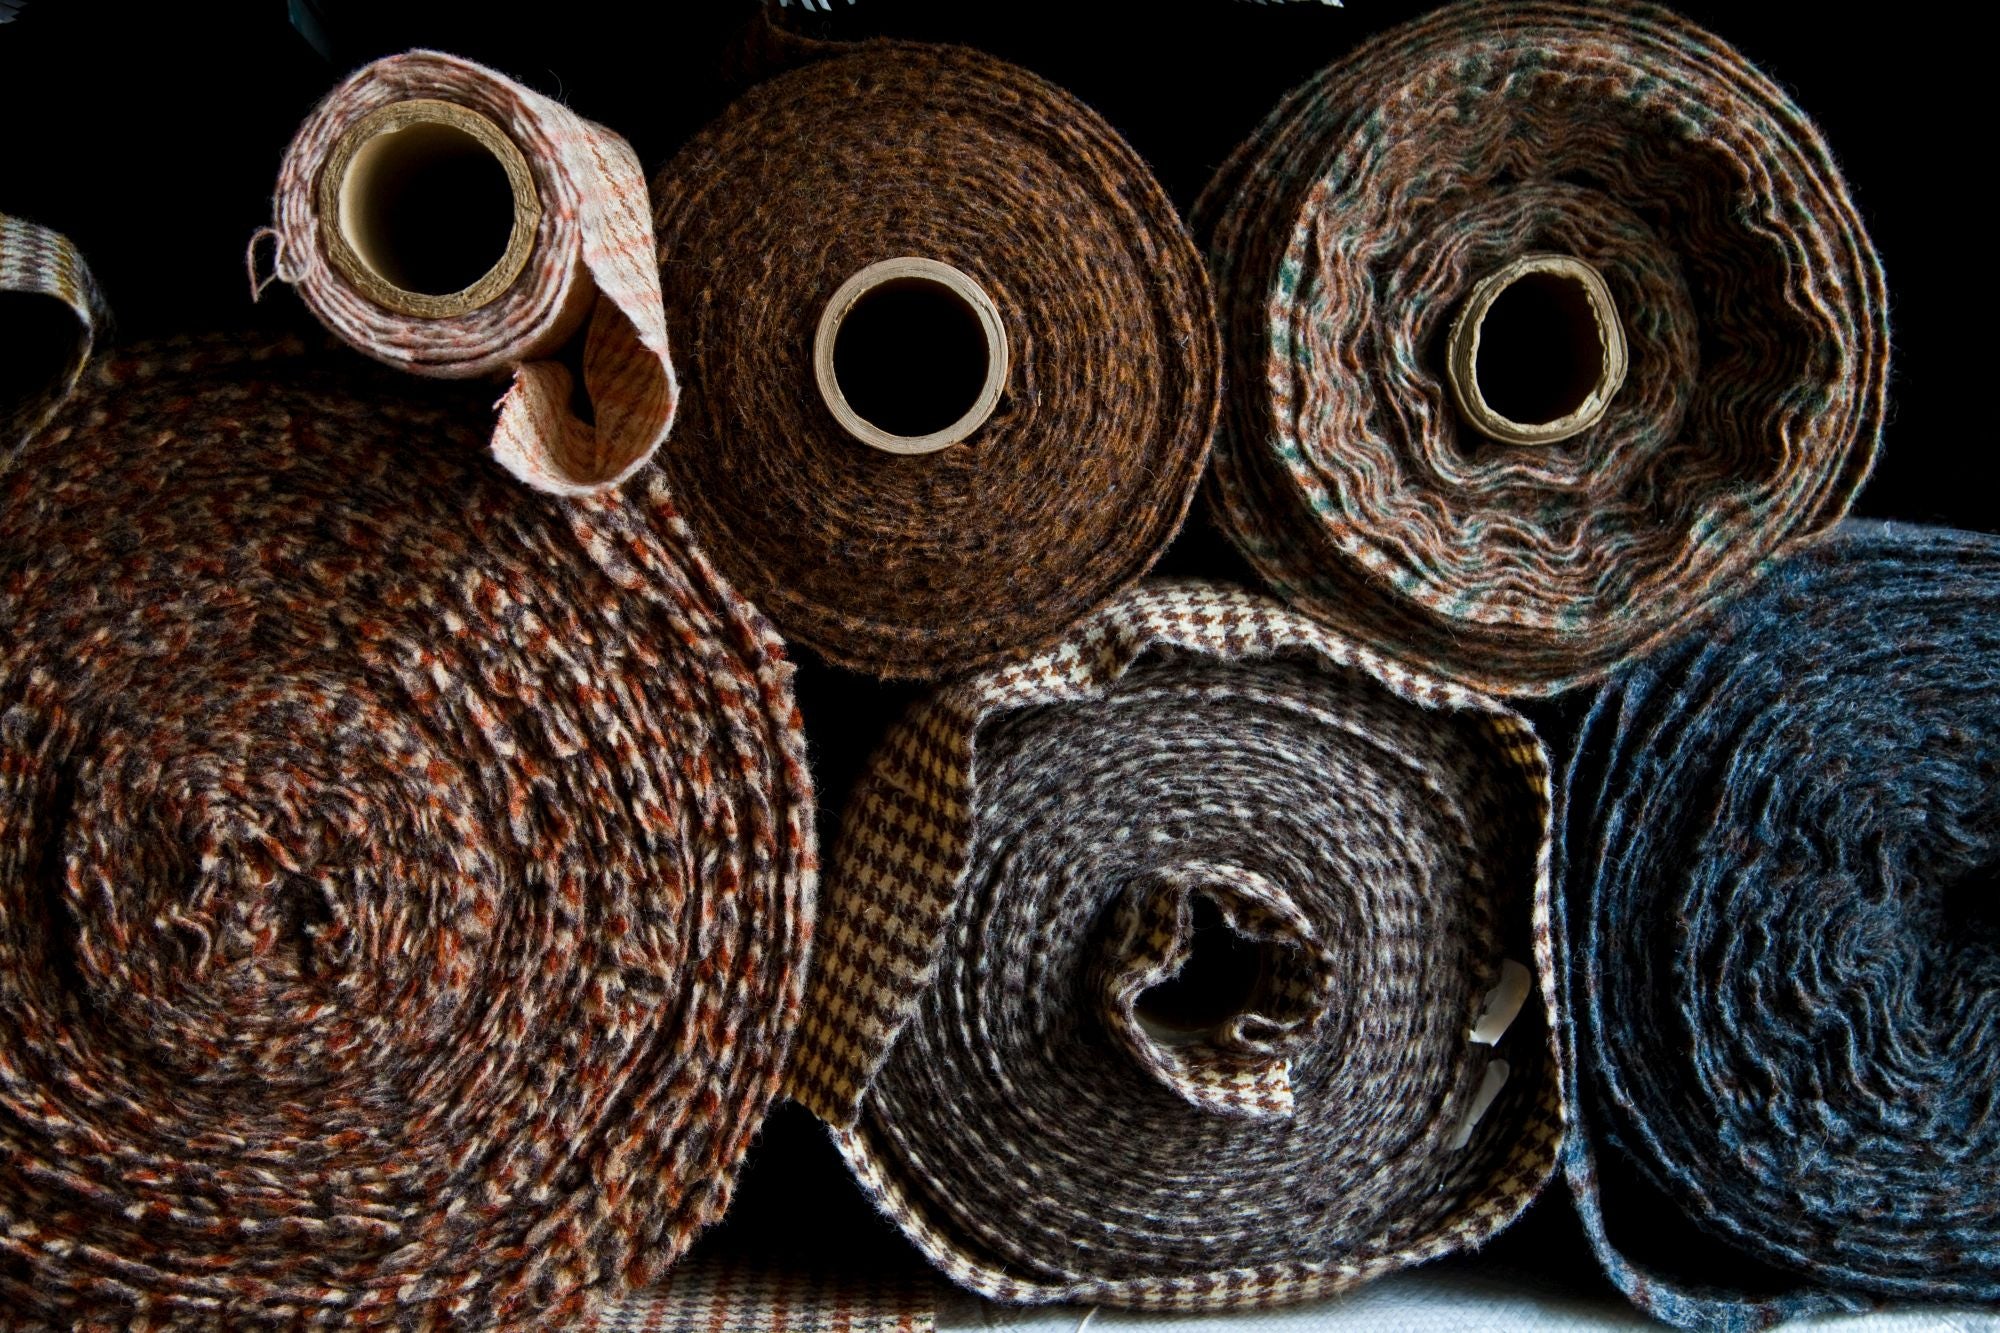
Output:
1,0,1983,1309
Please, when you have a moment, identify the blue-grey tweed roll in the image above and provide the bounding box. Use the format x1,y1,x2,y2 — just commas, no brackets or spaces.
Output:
1557,520,2000,1330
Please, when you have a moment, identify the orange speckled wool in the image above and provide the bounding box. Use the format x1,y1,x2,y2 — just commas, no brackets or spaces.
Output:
0,337,813,1329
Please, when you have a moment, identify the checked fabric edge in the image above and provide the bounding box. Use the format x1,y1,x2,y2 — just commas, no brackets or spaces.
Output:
785,578,1565,1309
0,213,109,476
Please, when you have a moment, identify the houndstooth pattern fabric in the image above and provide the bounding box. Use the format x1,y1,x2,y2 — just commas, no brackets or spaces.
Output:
0,213,109,473
585,1260,934,1333
790,580,1562,1310
257,50,677,498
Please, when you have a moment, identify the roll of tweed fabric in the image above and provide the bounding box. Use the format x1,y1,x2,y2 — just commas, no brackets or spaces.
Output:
256,51,677,497
0,336,813,1328
0,213,108,472
1197,0,1888,697
648,43,1220,680
788,581,1561,1308
1558,521,2000,1329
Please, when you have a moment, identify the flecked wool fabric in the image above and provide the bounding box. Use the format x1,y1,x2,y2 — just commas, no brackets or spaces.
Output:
0,213,108,474
256,51,678,498
1197,0,1888,697
649,43,1220,680
0,336,813,1329
790,581,1561,1308
1557,521,2000,1329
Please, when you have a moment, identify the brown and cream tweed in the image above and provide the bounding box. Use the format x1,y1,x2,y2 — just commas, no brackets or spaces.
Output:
789,581,1561,1309
255,51,678,497
0,212,109,473
0,335,812,1328
1197,0,1888,697
648,43,1220,680
585,1259,935,1333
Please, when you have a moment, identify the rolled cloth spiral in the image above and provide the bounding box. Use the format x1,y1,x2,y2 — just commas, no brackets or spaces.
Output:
1198,0,1888,697
256,50,677,497
1559,522,2000,1328
789,582,1561,1308
0,336,813,1326
649,42,1220,679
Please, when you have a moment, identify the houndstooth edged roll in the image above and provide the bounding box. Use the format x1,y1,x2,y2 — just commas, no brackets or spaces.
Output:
1558,521,2000,1330
1198,0,1888,697
0,335,813,1328
789,581,1561,1309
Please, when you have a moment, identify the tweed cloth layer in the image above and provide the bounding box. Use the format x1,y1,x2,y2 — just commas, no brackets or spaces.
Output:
1196,0,1888,697
649,43,1220,680
0,213,109,473
585,1260,934,1333
256,51,678,497
0,337,813,1329
789,581,1561,1308
1557,521,2000,1329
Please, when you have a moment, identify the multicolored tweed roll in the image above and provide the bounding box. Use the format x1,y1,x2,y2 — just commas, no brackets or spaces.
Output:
0,337,813,1328
255,51,677,497
1198,0,1888,697
1558,521,2000,1329
789,581,1561,1308
0,212,109,472
649,43,1220,680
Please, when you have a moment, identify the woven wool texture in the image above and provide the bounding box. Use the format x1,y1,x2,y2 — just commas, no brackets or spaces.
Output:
789,581,1561,1308
1196,0,1888,697
1558,521,2000,1330
256,50,678,497
648,43,1220,680
585,1260,934,1333
0,336,813,1329
0,213,108,473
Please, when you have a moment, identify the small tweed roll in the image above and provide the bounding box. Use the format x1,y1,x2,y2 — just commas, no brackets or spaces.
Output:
0,212,108,472
1559,522,2000,1328
1199,0,1888,697
649,43,1220,680
790,582,1560,1309
0,338,813,1328
257,50,677,497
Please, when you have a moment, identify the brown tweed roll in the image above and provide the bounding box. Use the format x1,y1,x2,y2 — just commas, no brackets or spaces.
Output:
789,581,1560,1308
1198,0,1888,697
0,337,813,1328
649,43,1220,680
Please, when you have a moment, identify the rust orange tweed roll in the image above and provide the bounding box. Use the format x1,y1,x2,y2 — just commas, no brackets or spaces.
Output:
256,50,678,498
1198,0,1888,697
0,336,813,1329
649,42,1220,680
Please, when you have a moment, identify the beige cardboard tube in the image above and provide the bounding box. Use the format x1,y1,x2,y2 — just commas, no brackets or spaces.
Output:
814,257,1009,456
317,99,541,320
1446,252,1627,446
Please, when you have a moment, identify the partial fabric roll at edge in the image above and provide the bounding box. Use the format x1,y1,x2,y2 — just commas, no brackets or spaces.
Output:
0,212,109,473
0,325,811,1325
650,42,1220,679
255,50,676,496
789,581,1560,1308
1559,522,2000,1329
1198,0,1888,697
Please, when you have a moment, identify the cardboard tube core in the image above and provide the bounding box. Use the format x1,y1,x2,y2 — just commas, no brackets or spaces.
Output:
319,99,540,319
815,257,1008,456
1447,253,1627,445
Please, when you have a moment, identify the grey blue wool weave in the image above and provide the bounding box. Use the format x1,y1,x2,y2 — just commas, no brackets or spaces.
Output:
1557,521,2000,1329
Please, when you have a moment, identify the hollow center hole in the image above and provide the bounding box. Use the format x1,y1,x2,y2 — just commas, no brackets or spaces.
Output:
339,120,515,297
1474,271,1606,426
832,276,990,439
0,292,83,419
1136,895,1266,1035
1943,862,1999,949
